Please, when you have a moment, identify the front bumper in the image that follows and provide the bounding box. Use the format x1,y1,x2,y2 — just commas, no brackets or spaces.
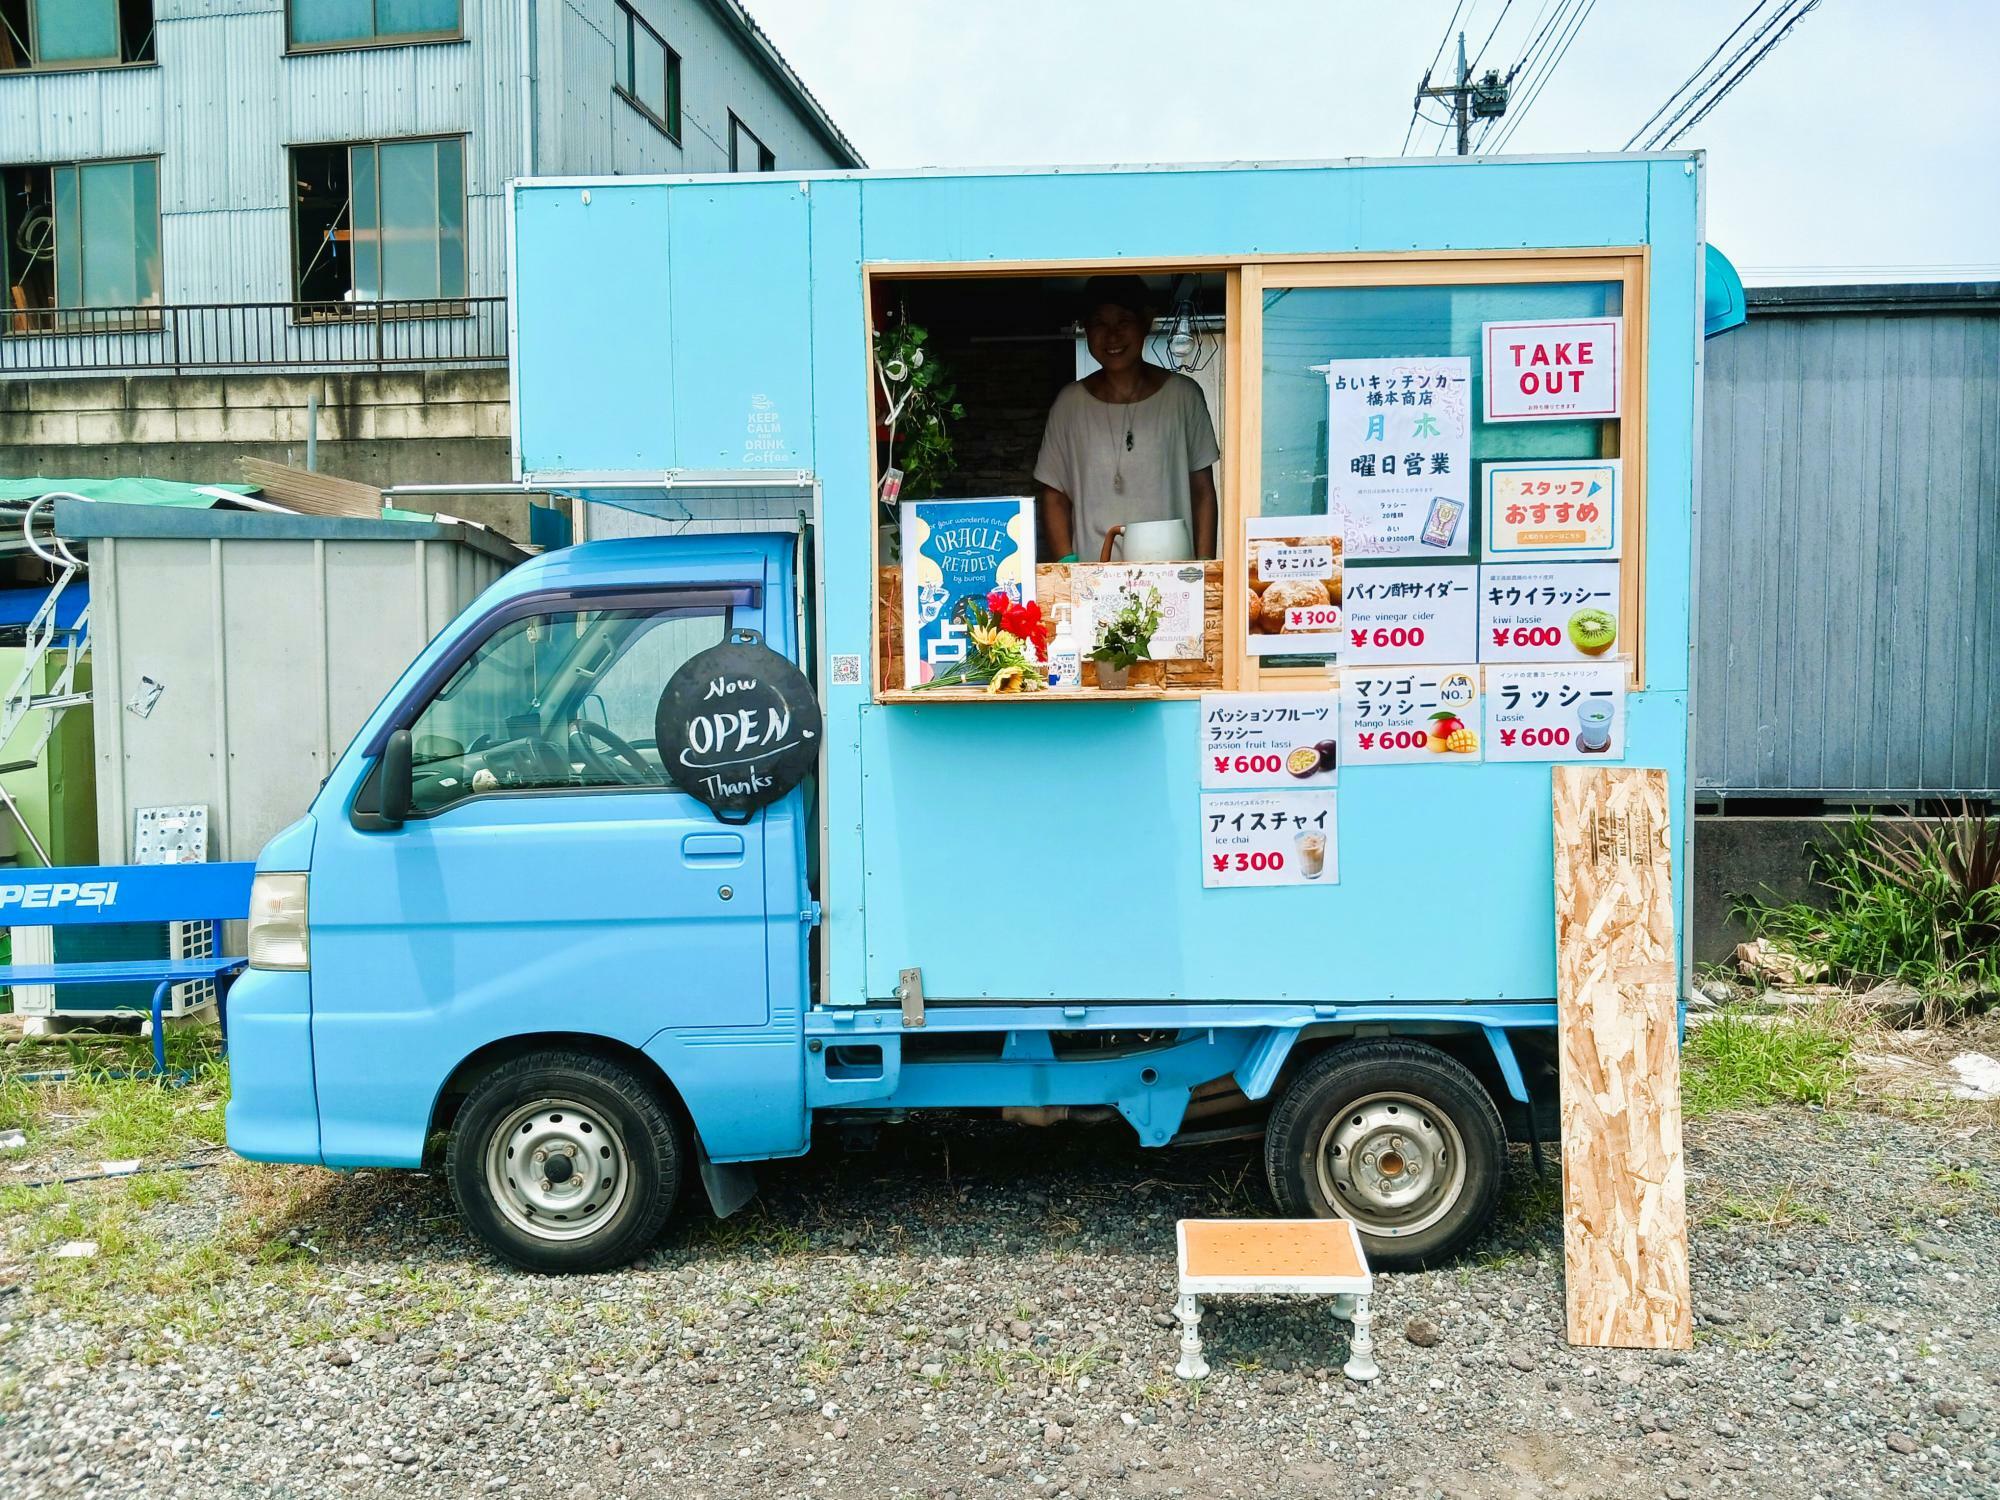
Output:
224,968,322,1164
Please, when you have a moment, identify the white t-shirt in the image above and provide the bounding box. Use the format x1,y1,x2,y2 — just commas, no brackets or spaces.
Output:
1034,372,1220,562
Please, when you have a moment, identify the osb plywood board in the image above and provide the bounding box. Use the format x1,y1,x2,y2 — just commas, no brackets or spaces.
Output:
876,562,1224,694
1551,765,1691,1351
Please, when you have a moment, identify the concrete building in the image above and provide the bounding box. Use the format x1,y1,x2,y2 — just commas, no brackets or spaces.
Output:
0,0,861,487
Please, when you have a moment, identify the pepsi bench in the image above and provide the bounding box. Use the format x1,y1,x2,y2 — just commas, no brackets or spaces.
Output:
0,863,255,1074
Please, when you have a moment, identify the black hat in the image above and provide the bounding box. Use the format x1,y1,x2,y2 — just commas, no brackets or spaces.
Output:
1080,274,1154,320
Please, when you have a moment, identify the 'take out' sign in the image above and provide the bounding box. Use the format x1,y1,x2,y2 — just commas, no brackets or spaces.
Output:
1482,317,1623,423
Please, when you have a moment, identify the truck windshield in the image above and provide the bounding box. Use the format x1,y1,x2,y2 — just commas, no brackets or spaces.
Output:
401,602,729,814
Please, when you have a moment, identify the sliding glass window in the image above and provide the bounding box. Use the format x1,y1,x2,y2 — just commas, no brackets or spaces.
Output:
289,0,459,49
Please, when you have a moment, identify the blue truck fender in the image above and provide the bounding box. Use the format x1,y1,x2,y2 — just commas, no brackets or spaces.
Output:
1232,1017,1537,1107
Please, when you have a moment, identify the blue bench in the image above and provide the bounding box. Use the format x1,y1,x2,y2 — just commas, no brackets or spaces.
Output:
0,862,255,1075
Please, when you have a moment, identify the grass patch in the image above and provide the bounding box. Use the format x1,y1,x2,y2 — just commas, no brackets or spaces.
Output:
1700,1185,1829,1230
1684,1008,1853,1116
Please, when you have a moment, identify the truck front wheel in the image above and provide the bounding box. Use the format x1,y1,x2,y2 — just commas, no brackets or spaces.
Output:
445,1051,683,1273
1263,1040,1505,1270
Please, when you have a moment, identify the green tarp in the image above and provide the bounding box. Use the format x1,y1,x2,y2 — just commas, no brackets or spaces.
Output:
0,477,258,508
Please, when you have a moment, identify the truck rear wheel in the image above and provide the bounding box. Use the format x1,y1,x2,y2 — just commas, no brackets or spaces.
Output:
445,1051,682,1273
1263,1039,1505,1270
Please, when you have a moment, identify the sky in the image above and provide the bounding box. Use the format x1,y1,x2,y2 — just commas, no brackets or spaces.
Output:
748,0,1998,284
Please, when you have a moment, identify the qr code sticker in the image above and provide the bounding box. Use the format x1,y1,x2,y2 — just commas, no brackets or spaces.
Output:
830,654,862,686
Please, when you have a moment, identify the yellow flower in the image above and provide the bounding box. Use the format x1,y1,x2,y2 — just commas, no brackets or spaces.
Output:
969,624,999,649
987,666,1024,694
994,631,1021,653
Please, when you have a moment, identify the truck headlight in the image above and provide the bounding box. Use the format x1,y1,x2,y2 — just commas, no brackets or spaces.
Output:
248,872,310,971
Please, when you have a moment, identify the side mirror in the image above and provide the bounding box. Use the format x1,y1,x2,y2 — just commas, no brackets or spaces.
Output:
379,728,414,826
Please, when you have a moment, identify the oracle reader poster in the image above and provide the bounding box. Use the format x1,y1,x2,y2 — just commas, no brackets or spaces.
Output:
1321,357,1472,558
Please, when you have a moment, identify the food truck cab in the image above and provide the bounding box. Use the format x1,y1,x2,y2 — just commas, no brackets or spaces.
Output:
226,155,1707,1273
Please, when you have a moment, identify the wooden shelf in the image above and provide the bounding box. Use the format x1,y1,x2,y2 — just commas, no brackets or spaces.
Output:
874,686,1187,705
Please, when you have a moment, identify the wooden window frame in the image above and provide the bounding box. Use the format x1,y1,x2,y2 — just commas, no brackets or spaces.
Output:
862,247,1649,705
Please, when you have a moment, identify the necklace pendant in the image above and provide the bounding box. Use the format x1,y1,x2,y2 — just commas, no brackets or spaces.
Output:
1112,472,1125,495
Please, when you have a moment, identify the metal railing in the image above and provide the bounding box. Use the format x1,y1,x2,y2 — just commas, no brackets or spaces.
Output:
0,297,508,376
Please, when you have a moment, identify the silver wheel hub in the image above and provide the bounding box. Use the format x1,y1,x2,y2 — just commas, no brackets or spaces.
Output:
1315,1091,1466,1238
484,1097,630,1243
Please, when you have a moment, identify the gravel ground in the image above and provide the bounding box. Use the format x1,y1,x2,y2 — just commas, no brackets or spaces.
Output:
2,1075,1996,1499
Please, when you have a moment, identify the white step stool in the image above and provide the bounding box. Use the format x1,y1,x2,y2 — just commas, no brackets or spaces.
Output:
1174,1218,1379,1382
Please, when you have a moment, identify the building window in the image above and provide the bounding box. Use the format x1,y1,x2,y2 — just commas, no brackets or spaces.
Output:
292,137,466,309
0,0,155,71
288,0,460,50
729,115,775,173
612,2,680,140
1,158,161,331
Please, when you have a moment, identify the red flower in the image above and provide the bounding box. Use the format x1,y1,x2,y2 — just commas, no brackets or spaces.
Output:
1001,599,1050,653
986,589,1010,615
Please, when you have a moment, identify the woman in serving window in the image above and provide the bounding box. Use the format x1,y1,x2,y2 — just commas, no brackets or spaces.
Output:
1035,275,1220,563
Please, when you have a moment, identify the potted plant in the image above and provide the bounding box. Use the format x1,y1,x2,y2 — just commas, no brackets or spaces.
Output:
1088,583,1164,690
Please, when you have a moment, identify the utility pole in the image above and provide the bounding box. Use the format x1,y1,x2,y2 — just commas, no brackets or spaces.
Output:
1415,32,1513,155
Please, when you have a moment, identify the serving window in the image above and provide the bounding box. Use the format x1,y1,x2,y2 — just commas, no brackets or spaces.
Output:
867,250,1647,703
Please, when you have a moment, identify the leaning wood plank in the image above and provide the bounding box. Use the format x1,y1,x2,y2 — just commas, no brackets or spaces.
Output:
1552,765,1691,1350
238,458,384,519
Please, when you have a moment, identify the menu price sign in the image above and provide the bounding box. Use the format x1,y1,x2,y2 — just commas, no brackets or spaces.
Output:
1200,791,1338,888
1246,517,1343,657
1322,357,1473,557
1340,667,1482,765
1483,460,1621,560
1483,662,1627,762
1478,562,1622,663
1199,692,1339,790
1481,318,1622,422
1342,564,1477,664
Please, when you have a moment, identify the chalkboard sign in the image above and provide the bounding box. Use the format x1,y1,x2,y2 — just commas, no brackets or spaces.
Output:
655,631,821,822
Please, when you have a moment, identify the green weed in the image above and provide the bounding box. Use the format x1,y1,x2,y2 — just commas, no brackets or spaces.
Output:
1700,1186,1829,1231
1683,1009,1853,1116
1732,807,2000,1004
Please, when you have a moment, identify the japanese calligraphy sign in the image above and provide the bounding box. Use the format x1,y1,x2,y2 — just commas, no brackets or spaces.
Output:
1342,563,1478,665
1246,517,1343,656
1074,562,1206,660
1340,667,1483,765
1478,562,1622,663
1200,790,1338,888
1481,318,1622,422
1322,357,1472,557
1199,692,1340,790
1483,460,1622,561
1484,663,1627,762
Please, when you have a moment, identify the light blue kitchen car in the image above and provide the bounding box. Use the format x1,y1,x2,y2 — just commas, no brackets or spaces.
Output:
228,154,1706,1272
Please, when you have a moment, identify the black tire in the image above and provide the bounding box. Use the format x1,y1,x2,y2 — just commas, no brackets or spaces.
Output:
445,1050,683,1273
1264,1039,1505,1270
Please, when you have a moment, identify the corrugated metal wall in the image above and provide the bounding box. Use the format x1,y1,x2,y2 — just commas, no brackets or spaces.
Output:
1697,288,2000,800
2,0,852,357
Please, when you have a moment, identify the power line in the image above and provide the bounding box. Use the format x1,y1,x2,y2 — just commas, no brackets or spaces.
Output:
1621,0,1771,151
1401,0,1469,154
1659,0,1821,146
1486,0,1596,153
1469,0,1574,152
1631,0,1816,151
1468,0,1515,72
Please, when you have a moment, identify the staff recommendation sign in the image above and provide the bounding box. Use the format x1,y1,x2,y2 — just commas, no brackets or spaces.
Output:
1481,318,1622,422
1483,460,1622,561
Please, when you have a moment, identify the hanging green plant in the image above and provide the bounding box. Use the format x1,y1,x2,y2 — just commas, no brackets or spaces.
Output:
873,319,964,503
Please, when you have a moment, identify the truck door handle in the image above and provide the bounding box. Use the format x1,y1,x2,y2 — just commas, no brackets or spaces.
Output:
682,832,745,860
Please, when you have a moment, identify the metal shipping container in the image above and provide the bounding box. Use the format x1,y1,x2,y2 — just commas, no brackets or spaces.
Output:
57,501,522,861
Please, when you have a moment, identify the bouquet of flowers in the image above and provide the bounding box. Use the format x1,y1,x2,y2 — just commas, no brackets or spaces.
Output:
919,589,1051,693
